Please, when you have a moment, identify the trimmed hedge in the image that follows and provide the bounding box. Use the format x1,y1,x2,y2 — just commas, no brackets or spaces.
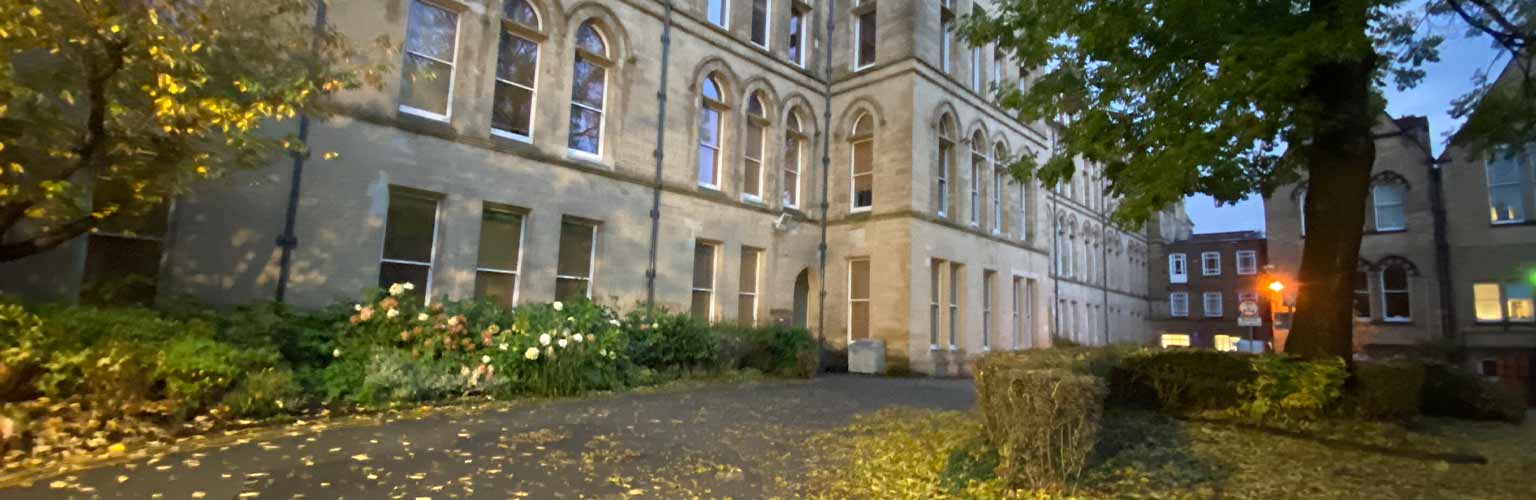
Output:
975,355,1107,488
1346,360,1426,420
1111,349,1255,413
1421,362,1525,424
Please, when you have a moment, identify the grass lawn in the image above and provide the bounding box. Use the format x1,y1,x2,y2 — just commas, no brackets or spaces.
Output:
788,407,1536,500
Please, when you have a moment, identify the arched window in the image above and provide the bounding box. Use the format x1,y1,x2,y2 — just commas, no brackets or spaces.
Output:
783,110,806,208
850,113,875,211
1371,174,1407,231
697,75,727,188
568,21,610,157
743,91,768,199
937,115,957,218
992,142,1007,234
969,131,986,226
1379,259,1414,322
492,0,541,140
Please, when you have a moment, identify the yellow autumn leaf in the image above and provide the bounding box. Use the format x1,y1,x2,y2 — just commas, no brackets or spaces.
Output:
108,442,126,453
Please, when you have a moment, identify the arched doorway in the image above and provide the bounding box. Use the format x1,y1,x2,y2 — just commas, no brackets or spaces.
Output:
792,269,810,328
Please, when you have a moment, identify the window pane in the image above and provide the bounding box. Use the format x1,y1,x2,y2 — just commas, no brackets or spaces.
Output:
1474,283,1504,321
738,294,757,323
504,0,538,27
496,34,538,86
405,1,456,61
693,243,715,289
476,208,522,270
383,193,437,263
1384,292,1410,319
1353,271,1372,318
751,0,768,44
1382,267,1408,290
1488,154,1522,184
787,13,803,63
699,108,721,147
1489,185,1525,222
568,105,603,153
691,291,712,321
739,249,759,291
474,271,517,307
400,55,453,115
697,148,718,186
492,82,534,136
1507,282,1534,322
555,278,589,301
556,222,594,278
783,136,801,206
850,300,870,339
707,0,727,26
571,59,606,109
857,11,877,67
850,260,871,299
576,23,606,55
380,262,430,300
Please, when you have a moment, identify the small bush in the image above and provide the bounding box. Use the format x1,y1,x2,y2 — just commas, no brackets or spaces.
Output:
938,436,1001,495
622,309,717,373
1421,362,1526,424
976,358,1107,488
1346,360,1426,420
982,346,1130,379
714,323,817,377
1236,355,1348,423
221,368,303,419
360,348,477,403
157,335,282,417
1113,349,1255,413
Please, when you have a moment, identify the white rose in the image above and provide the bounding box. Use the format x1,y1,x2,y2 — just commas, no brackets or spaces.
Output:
573,333,584,343
558,338,569,348
332,349,341,358
481,355,492,364
417,313,429,321
447,316,460,326
386,308,400,318
403,282,415,291
539,333,551,346
499,343,509,351
552,301,563,311
599,349,608,356
388,283,404,296
353,304,362,311
609,319,621,326
524,347,540,360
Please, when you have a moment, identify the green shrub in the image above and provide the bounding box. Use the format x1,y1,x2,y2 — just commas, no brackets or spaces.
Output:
1346,360,1426,420
982,346,1130,379
713,323,817,377
975,358,1107,488
221,367,304,419
622,309,717,373
1236,355,1348,423
1421,362,1526,424
157,335,282,416
359,348,476,403
490,299,628,396
1113,349,1255,413
938,436,1001,495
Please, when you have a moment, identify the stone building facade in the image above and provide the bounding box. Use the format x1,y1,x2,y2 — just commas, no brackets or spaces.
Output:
1148,231,1273,350
0,0,1178,374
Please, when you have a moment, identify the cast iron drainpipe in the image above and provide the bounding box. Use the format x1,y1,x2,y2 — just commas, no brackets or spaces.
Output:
274,0,328,304
814,0,837,374
643,0,676,322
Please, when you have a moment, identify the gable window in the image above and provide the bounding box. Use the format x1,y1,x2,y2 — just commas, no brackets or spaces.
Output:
691,240,717,321
707,0,728,28
1353,270,1373,319
751,0,771,47
1487,148,1529,223
1169,292,1189,317
788,4,810,67
739,247,762,323
568,21,610,156
936,116,957,217
490,0,541,140
697,75,726,189
783,111,806,207
1169,253,1187,283
1372,182,1406,231
380,188,440,304
555,220,597,300
399,0,459,120
1201,251,1221,276
1203,292,1223,317
850,113,875,211
849,258,872,340
1236,250,1257,275
939,0,954,74
1379,263,1411,322
474,205,524,307
853,1,877,69
743,92,768,199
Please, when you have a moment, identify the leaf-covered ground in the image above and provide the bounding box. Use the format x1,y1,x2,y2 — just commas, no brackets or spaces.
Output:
793,407,1536,500
1,375,975,499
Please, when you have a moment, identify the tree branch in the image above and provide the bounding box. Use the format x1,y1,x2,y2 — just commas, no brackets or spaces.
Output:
0,217,97,261
1445,0,1530,55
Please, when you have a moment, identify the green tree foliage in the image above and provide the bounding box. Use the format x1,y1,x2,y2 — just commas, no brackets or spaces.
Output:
0,0,384,261
959,0,1525,358
1430,0,1534,153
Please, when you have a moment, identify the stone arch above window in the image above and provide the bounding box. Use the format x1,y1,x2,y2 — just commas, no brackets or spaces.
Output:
504,0,542,29
1374,255,1421,276
1370,171,1412,191
835,97,885,140
565,3,630,59
779,92,818,136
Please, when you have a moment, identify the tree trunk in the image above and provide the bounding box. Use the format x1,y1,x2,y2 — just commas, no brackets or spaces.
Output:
1284,12,1378,359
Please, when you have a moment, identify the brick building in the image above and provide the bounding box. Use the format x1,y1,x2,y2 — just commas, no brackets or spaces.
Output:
0,0,1188,375
1148,231,1272,350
